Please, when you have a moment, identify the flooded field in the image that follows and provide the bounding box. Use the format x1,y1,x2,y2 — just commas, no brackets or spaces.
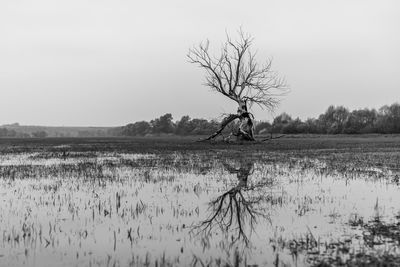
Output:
1,137,400,266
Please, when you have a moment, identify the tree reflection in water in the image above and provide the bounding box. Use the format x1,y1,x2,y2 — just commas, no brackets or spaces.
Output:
196,159,276,246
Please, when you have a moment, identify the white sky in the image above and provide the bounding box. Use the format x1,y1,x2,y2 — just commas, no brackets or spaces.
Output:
1,0,399,126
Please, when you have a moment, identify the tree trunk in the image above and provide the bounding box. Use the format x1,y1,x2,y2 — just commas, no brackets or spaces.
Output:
235,100,255,141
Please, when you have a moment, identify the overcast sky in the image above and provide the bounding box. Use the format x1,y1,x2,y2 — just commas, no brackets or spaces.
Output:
1,0,399,126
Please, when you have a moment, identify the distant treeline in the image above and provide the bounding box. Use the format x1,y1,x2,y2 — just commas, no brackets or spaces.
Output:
110,114,221,137
0,128,32,138
1,103,399,138
0,126,110,138
114,103,400,136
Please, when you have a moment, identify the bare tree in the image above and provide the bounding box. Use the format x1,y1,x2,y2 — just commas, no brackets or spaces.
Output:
188,29,288,141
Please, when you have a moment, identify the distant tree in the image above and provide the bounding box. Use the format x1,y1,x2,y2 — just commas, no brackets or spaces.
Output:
188,29,287,141
302,118,320,134
151,114,175,134
375,103,400,133
344,108,377,134
273,113,292,124
190,119,214,135
134,121,152,136
175,116,194,135
271,113,292,133
282,118,305,134
319,105,349,134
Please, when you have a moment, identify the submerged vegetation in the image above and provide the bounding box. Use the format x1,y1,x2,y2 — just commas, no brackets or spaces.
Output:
0,136,400,266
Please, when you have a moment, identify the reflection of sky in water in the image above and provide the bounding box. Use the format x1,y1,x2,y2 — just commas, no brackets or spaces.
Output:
0,152,399,266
